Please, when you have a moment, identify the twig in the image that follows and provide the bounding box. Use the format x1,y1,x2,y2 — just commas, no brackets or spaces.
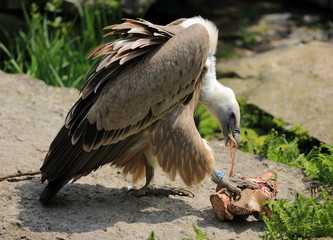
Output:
0,170,41,182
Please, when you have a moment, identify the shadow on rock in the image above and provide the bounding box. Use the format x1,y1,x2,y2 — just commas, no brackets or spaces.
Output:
14,177,267,235
15,178,203,234
197,208,265,234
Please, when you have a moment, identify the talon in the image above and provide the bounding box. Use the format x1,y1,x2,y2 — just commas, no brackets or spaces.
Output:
128,187,148,197
170,189,194,198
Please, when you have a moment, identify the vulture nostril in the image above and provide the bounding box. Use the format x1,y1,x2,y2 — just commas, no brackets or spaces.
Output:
233,129,240,134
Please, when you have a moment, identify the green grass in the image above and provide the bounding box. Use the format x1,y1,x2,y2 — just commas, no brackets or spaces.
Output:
0,0,121,88
194,104,220,140
298,144,333,185
147,224,210,240
242,130,333,186
261,191,333,240
216,41,239,59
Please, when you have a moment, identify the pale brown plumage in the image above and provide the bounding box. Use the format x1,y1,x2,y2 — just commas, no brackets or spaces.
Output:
40,17,241,203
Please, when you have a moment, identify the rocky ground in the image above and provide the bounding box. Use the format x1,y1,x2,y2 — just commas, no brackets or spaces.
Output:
0,72,312,240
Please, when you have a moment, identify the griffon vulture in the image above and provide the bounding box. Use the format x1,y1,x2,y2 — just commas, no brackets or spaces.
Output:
40,17,254,204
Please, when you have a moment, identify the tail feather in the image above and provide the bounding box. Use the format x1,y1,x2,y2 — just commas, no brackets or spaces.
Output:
40,124,144,203
39,178,66,204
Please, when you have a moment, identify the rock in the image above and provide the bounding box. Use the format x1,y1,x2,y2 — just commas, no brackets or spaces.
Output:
0,71,312,239
289,26,333,42
217,41,333,144
0,71,77,176
246,12,333,51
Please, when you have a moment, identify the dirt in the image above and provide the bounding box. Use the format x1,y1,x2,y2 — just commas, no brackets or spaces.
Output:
0,71,313,240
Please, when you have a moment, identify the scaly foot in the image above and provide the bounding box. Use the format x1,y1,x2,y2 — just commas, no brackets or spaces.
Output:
128,187,194,198
212,171,259,196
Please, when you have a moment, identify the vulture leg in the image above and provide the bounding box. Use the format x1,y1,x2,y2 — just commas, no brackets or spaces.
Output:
128,160,155,197
211,169,259,197
128,158,194,197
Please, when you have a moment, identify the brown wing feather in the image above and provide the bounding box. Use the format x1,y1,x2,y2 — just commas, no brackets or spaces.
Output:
83,19,173,98
65,20,210,152
150,106,214,186
149,71,214,186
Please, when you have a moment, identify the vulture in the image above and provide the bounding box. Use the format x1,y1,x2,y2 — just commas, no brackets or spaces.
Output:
40,17,254,204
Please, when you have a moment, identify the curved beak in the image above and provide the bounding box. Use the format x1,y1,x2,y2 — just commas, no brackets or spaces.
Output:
223,124,241,146
227,128,241,146
222,109,241,146
227,126,241,146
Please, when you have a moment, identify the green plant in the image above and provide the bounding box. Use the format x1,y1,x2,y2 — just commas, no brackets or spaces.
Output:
261,191,333,240
146,231,155,240
146,224,210,240
216,41,238,59
239,128,266,154
259,129,300,167
241,128,333,186
194,104,220,140
298,144,333,185
237,25,259,47
0,0,121,88
182,224,210,240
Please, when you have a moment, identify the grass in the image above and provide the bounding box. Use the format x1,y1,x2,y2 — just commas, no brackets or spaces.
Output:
0,0,121,88
261,190,333,240
298,144,333,185
194,104,220,141
147,224,210,240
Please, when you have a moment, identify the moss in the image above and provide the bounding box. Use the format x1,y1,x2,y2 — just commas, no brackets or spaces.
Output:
216,41,239,59
194,104,220,140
